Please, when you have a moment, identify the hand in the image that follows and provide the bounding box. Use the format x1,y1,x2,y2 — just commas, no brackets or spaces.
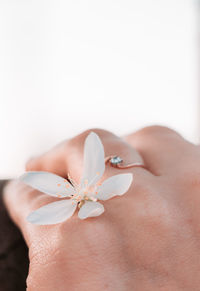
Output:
3,126,200,291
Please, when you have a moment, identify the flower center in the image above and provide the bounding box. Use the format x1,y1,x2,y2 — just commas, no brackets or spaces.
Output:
70,181,97,208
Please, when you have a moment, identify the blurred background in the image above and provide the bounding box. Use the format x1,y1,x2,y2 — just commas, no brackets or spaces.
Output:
0,0,199,177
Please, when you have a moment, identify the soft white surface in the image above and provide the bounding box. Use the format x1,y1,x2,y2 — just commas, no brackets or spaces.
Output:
81,132,105,186
20,171,75,197
78,201,105,220
27,199,77,225
0,0,198,177
97,173,133,201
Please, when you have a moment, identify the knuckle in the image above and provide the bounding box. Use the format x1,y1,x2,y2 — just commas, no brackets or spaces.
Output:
80,127,107,135
135,125,181,138
77,128,112,139
26,157,42,171
68,127,114,147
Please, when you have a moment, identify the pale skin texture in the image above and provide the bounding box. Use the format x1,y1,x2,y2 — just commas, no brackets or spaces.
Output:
3,126,200,291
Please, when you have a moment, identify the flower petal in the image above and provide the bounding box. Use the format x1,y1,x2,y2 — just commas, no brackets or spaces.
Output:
27,199,77,225
97,173,133,201
81,132,105,187
20,171,75,197
78,201,104,219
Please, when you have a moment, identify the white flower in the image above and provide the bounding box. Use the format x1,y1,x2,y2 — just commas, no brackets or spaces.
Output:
20,132,133,225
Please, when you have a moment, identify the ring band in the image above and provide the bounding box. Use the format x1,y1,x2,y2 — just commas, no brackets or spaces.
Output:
105,155,145,169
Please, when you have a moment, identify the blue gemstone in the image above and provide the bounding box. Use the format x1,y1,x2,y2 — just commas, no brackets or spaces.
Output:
110,156,123,165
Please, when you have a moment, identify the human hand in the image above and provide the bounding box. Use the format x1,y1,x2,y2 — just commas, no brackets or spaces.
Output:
3,126,200,291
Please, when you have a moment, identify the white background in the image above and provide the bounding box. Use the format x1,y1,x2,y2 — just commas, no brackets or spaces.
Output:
0,0,199,177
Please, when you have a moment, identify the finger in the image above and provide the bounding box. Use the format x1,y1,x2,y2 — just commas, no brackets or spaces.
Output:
26,141,69,177
124,125,197,175
3,128,154,243
27,128,152,181
63,128,154,184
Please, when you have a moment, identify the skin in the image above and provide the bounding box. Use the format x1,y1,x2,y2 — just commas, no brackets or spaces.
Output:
3,125,200,291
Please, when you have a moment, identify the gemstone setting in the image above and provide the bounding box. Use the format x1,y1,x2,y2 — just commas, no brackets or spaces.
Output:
110,156,123,165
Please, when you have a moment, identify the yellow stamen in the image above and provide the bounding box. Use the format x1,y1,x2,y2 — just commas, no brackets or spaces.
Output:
78,200,85,208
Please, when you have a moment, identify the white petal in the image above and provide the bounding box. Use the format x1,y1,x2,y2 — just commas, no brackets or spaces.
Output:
27,199,77,225
20,171,75,197
97,173,133,201
78,201,104,219
81,132,105,187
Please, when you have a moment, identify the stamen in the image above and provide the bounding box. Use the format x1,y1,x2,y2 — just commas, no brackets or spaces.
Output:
67,173,78,188
90,197,97,202
57,183,61,187
78,200,85,208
